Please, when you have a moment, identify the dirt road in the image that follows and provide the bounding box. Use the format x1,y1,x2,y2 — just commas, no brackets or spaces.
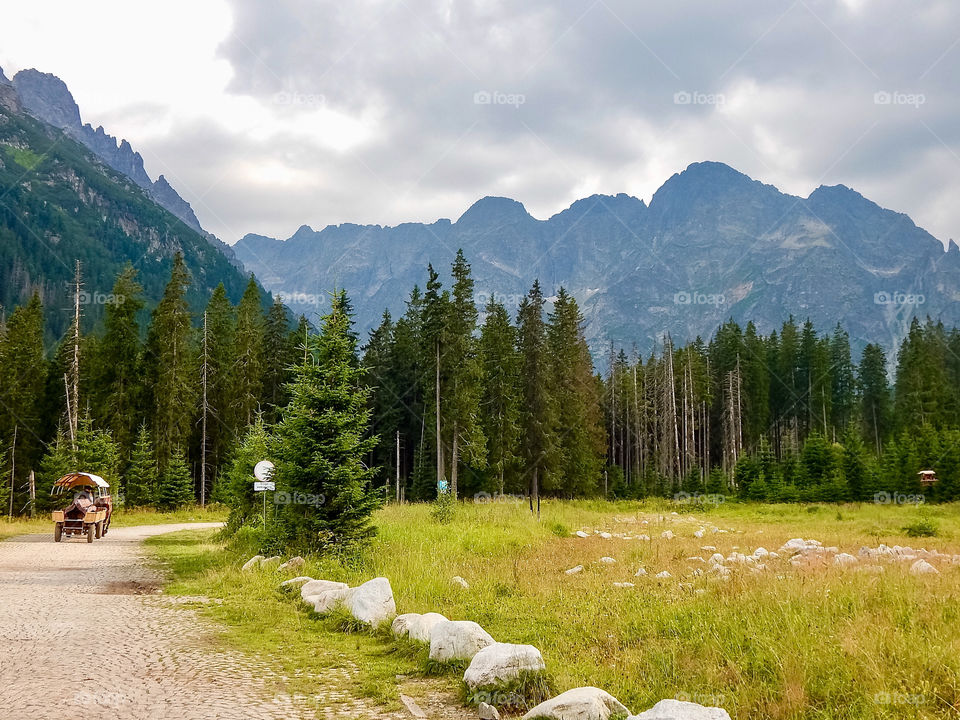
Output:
0,523,316,720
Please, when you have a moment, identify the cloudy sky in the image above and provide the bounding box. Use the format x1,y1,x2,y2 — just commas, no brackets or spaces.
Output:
1,0,957,245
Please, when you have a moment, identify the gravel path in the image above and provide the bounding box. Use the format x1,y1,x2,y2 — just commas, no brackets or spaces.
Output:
0,523,316,720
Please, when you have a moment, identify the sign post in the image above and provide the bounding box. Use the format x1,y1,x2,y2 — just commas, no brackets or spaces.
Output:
253,460,275,528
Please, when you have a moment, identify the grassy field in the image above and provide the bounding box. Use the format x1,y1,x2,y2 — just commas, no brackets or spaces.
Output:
0,505,228,541
148,500,960,719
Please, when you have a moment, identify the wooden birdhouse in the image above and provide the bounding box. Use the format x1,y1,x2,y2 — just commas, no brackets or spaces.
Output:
918,470,938,485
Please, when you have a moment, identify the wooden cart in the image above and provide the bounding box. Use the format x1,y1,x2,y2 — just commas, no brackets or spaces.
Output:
51,472,113,543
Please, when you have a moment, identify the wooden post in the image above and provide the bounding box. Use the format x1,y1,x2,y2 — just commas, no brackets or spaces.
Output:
395,430,400,503
28,470,35,518
8,425,16,518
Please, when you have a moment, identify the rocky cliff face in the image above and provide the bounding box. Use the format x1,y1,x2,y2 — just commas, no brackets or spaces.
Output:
7,67,238,265
235,162,960,357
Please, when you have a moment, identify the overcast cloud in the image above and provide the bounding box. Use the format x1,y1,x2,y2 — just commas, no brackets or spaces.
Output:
0,0,957,245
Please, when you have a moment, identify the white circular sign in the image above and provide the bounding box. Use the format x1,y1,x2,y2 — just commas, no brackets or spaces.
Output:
254,460,275,482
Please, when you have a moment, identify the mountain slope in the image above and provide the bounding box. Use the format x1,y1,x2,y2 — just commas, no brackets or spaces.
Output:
0,70,254,339
9,68,239,266
234,162,960,355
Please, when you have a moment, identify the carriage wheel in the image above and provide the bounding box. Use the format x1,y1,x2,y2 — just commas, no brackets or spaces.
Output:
54,523,62,543
87,525,95,543
95,522,102,539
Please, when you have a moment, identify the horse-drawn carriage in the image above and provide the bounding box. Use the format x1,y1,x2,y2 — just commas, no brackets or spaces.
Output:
51,472,113,543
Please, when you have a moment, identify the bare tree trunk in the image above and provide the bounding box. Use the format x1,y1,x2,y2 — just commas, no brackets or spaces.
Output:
451,421,459,498
435,342,445,490
8,425,16,518
200,311,209,508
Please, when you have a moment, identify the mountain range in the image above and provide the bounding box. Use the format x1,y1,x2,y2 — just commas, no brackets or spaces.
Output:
0,65,254,339
235,162,960,357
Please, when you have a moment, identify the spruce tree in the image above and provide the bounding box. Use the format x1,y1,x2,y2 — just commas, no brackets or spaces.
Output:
126,423,158,507
144,253,197,470
203,284,237,479
157,448,195,510
547,288,604,496
479,299,521,496
517,280,558,514
262,297,292,423
860,343,891,454
220,414,272,532
90,264,144,461
233,276,266,428
273,290,380,552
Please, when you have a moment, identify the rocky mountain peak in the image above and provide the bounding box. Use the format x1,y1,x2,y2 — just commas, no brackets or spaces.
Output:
0,66,10,85
12,68,82,130
456,196,534,227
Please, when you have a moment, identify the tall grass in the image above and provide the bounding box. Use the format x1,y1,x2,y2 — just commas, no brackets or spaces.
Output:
153,500,960,719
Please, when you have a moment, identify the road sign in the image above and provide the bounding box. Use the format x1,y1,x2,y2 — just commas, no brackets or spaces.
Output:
254,460,275,482
253,481,275,492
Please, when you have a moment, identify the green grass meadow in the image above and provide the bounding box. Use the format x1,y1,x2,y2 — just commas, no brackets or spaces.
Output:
142,500,960,719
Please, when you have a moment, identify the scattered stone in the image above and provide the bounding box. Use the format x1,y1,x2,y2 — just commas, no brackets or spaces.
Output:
463,642,546,690
452,576,470,589
661,530,675,540
521,687,630,720
833,553,858,568
278,556,305,572
599,532,613,539
392,613,420,638
655,571,672,579
307,588,350,614
344,577,396,626
910,559,940,576
429,620,495,662
241,555,264,572
637,535,651,541
753,547,769,558
629,698,731,719
409,612,449,643
279,576,313,589
260,556,282,569
709,553,725,565
687,556,705,563
565,565,584,575
635,568,647,577
479,701,501,720
700,546,717,551
694,529,705,538
300,579,349,601
399,694,428,718
612,582,635,588
599,557,617,564
576,530,589,538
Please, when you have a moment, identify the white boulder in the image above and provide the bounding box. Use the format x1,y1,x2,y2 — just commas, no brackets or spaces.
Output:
392,613,420,638
613,582,635,588
307,588,350,614
629,699,731,719
344,577,396,626
521,687,630,720
463,642,546,690
661,530,675,540
635,568,647,577
599,557,617,564
833,553,858,568
241,555,265,571
300,579,349,601
452,575,470,589
479,701,501,719
429,620,495,662
910,559,940,576
278,556,305,572
279,576,313,589
260,555,282,569
565,565,584,575
576,531,589,538
656,571,672,579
